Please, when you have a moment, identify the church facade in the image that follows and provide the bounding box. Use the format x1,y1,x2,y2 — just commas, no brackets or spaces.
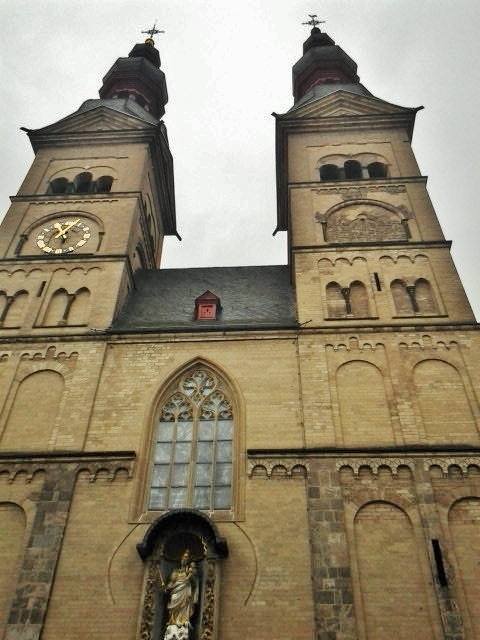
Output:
0,25,479,640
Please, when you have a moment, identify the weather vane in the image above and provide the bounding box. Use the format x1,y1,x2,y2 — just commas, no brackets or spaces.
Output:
302,14,325,29
141,22,165,42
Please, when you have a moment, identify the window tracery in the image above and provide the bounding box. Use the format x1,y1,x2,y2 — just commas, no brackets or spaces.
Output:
149,368,234,513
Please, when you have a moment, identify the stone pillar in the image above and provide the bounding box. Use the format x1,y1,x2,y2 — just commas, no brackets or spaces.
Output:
3,465,76,640
415,462,465,640
307,459,357,640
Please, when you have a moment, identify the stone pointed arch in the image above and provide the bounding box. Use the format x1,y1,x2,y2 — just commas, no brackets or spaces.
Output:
137,509,227,640
145,359,242,520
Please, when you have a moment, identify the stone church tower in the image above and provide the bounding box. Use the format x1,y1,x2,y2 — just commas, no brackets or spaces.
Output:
0,25,479,640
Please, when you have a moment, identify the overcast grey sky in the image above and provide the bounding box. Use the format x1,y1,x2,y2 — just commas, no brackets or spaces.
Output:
1,0,479,319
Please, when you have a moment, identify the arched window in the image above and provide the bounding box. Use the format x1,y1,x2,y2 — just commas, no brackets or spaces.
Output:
73,172,93,194
134,94,147,108
349,281,369,317
391,280,412,315
0,290,28,327
320,164,340,181
344,160,362,180
414,278,437,314
368,161,388,178
149,367,234,513
47,177,70,195
326,282,347,318
95,175,113,193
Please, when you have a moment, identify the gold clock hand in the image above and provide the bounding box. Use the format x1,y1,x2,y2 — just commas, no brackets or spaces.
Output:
53,222,67,239
53,219,80,239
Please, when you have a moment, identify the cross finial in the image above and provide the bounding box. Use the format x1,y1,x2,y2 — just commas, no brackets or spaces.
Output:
302,14,325,29
141,21,165,43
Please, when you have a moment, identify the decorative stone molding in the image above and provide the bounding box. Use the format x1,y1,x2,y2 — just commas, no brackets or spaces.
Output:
424,457,480,477
336,458,414,477
326,338,385,352
20,346,79,362
30,198,119,205
312,184,407,200
398,338,459,352
0,452,136,483
247,457,309,478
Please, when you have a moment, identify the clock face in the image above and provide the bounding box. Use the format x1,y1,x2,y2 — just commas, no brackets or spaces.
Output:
36,218,91,254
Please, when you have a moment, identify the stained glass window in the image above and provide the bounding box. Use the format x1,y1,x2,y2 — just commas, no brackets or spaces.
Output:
149,368,234,512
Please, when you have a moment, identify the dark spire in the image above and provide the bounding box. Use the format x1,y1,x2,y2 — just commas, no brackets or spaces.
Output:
99,37,168,119
292,26,360,103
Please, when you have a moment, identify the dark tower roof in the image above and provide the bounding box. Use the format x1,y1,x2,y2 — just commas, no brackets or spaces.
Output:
292,27,360,103
99,38,168,119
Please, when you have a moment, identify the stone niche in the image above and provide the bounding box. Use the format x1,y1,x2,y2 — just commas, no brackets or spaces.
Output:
137,509,228,640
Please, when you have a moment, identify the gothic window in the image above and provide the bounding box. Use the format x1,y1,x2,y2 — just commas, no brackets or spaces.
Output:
344,160,362,180
149,368,234,513
320,164,340,181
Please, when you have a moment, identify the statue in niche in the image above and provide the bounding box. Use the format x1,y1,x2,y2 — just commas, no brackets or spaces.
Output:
162,550,198,639
154,541,205,640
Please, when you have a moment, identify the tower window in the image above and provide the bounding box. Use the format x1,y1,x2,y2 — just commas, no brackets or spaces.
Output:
47,177,70,195
344,160,362,180
320,164,340,181
73,172,93,194
368,161,388,178
149,368,234,512
95,175,114,193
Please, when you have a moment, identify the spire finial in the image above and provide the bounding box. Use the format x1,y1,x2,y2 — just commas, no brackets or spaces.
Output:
302,14,325,30
141,21,165,45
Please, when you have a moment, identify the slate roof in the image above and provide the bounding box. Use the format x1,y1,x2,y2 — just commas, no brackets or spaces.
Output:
111,265,297,333
75,98,160,125
289,83,373,112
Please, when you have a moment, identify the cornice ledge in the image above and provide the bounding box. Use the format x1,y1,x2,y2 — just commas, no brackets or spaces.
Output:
0,450,136,482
